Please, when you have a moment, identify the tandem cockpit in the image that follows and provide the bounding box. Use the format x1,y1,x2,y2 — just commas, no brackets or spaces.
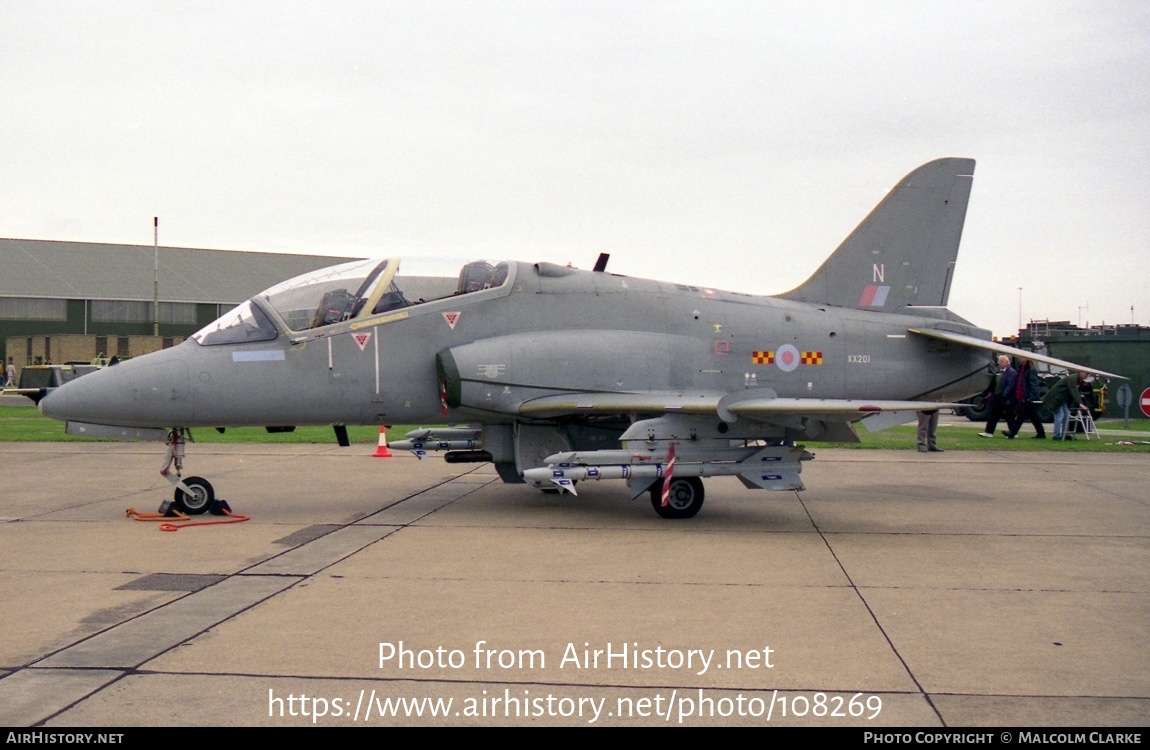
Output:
191,257,513,346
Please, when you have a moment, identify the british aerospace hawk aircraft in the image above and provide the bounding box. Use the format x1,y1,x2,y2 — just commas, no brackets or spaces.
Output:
37,158,1120,518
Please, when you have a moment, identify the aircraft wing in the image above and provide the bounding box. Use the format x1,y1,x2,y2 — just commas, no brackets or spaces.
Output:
721,397,966,421
518,391,961,422
907,328,1127,379
518,392,721,418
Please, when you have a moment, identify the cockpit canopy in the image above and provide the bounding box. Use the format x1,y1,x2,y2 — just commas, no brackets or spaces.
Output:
192,257,510,346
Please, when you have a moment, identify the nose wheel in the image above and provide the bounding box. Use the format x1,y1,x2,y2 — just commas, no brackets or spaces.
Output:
173,476,215,515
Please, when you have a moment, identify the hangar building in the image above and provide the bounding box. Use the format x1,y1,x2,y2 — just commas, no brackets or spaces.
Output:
1016,320,1150,420
2,238,355,382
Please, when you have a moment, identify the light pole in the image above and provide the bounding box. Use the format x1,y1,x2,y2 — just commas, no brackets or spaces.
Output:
152,217,160,337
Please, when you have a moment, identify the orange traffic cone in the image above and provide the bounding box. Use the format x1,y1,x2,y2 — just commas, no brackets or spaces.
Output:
372,426,393,458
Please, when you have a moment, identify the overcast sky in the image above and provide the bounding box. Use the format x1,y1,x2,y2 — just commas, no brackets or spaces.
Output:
2,1,1147,338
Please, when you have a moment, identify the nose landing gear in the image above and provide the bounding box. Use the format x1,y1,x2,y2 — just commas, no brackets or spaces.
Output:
157,428,217,516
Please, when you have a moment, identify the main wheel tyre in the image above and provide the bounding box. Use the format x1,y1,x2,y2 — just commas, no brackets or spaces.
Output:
650,476,705,519
960,394,991,422
173,476,215,515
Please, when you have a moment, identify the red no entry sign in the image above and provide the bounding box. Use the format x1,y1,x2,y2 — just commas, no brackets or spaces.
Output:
1141,387,1150,418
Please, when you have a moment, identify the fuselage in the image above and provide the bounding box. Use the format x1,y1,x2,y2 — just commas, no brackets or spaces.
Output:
38,259,992,431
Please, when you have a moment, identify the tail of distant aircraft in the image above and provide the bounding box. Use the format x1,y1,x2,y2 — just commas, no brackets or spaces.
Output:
779,157,975,311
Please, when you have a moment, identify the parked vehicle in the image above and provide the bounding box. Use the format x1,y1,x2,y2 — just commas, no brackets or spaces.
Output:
17,363,104,389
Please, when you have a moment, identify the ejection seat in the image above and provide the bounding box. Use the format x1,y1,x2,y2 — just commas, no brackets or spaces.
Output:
457,261,496,294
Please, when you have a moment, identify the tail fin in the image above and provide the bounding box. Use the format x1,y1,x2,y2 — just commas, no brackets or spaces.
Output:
779,158,975,310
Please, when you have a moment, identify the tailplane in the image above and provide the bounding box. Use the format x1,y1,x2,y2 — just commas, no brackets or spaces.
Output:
779,158,975,311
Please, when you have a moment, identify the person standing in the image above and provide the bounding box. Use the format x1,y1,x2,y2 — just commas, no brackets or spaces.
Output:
5,359,15,387
1041,372,1087,440
978,355,1015,438
1004,359,1046,439
917,410,943,452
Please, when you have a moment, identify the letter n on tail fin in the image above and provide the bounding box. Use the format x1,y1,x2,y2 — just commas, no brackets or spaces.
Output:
779,158,975,311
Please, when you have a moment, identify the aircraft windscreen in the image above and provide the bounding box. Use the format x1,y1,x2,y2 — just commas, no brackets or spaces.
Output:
191,300,278,346
260,257,509,332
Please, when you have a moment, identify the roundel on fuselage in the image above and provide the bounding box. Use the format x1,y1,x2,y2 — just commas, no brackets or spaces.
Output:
776,344,800,373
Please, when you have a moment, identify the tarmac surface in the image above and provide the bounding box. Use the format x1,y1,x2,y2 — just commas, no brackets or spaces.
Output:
0,439,1146,727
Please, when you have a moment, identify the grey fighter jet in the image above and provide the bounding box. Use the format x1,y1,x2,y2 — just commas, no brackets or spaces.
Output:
37,158,1122,518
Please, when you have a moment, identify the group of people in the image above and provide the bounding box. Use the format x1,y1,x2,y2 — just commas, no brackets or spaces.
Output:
978,355,1091,441
915,354,1093,452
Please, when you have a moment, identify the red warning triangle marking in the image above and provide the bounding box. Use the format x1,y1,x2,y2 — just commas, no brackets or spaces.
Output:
443,312,461,330
352,332,372,351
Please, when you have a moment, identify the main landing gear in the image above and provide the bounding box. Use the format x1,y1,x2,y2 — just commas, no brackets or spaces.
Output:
158,428,217,516
649,476,705,520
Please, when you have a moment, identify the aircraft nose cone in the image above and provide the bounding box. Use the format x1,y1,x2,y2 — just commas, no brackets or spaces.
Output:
37,383,69,419
37,352,193,428
37,365,123,425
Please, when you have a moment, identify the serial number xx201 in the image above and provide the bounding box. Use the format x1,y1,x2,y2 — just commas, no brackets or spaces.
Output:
847,354,872,364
